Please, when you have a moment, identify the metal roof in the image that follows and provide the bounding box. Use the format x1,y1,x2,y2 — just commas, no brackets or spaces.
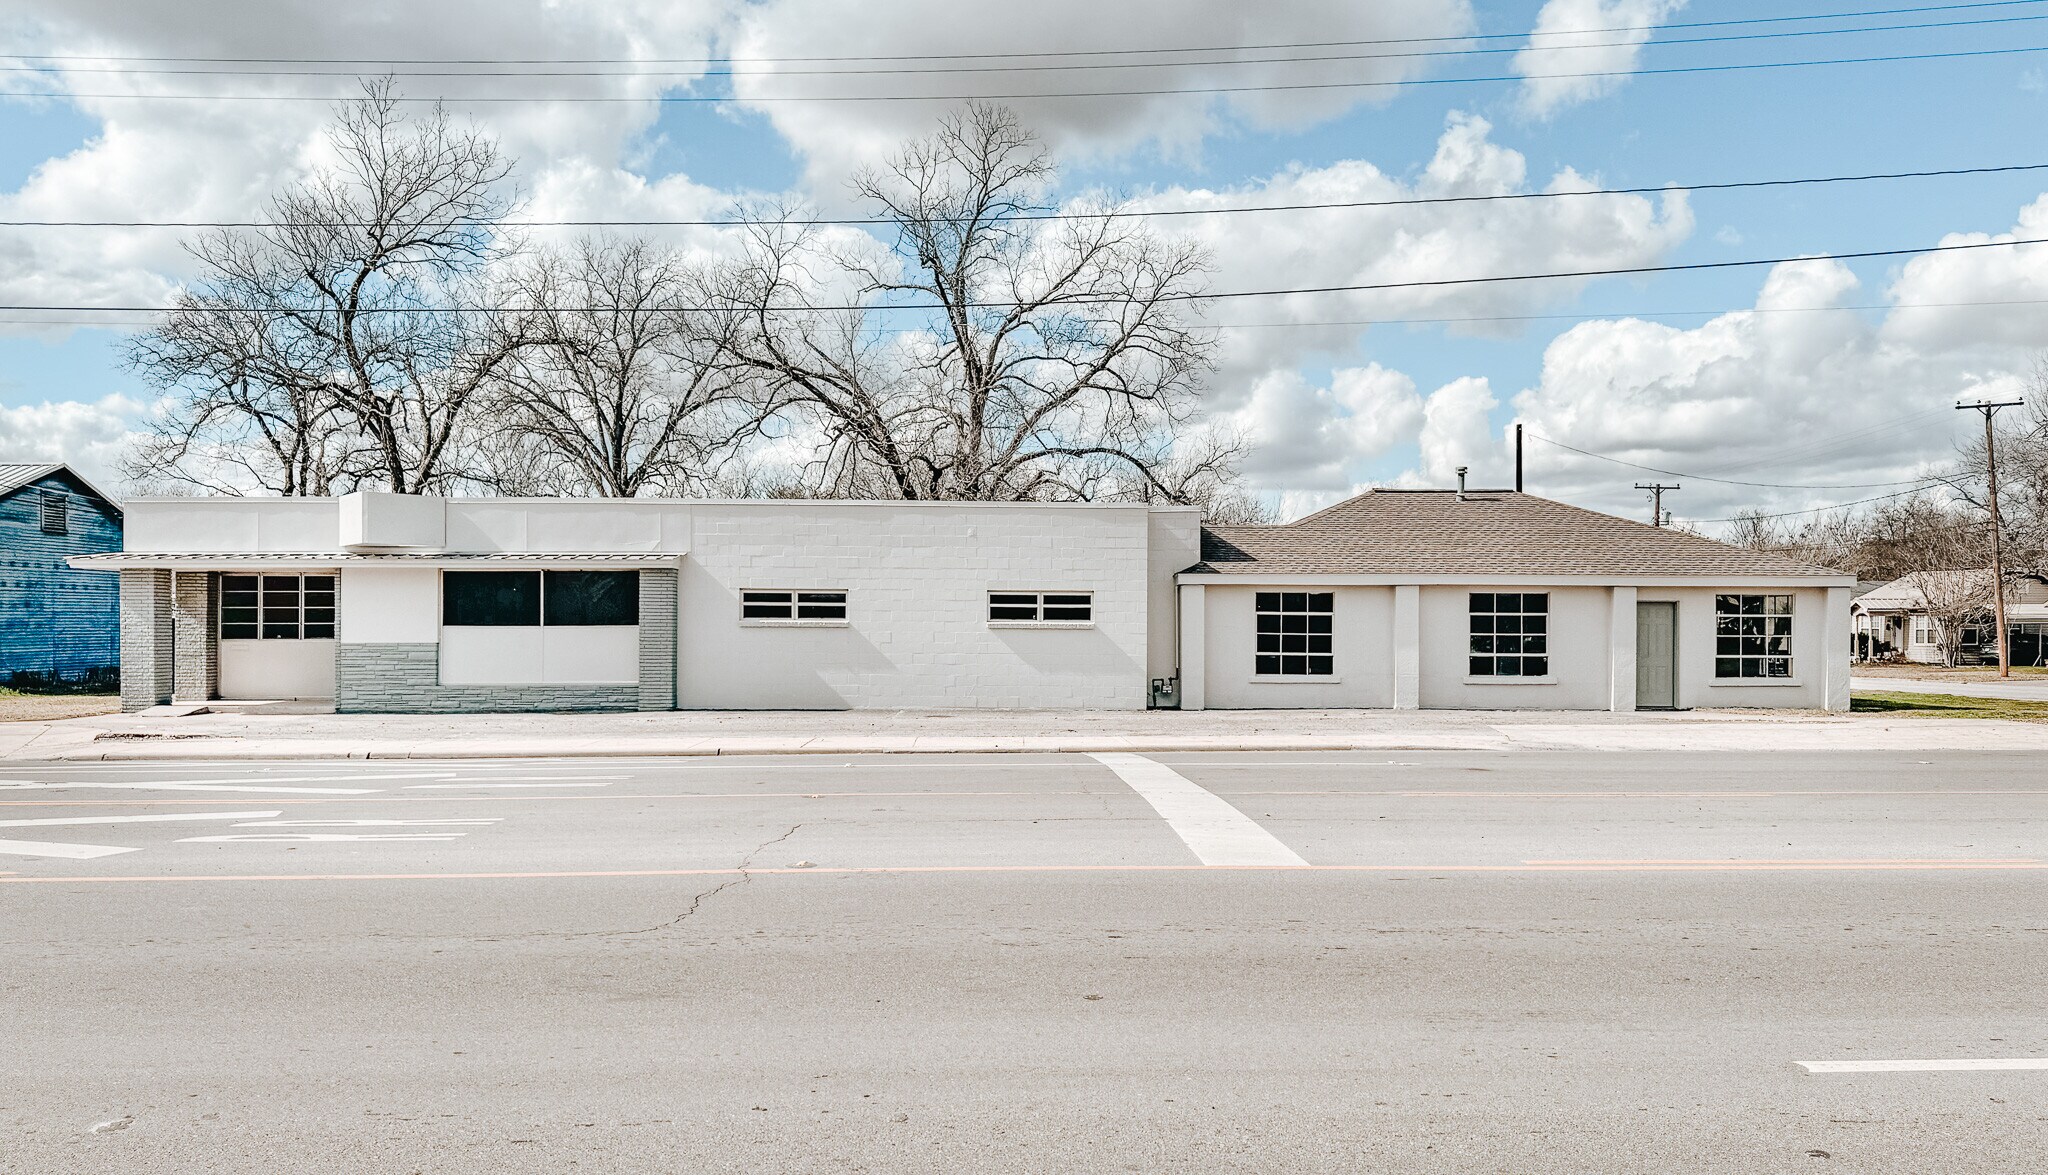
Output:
1187,490,1848,580
68,551,681,570
0,462,123,514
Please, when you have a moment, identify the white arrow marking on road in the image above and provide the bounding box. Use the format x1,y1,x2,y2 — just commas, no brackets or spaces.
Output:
1088,752,1308,867
231,819,501,827
1799,1058,2048,1073
0,810,284,828
0,839,141,859
178,833,468,842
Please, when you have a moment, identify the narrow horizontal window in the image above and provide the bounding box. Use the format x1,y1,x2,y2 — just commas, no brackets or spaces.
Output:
1254,591,1334,675
988,591,1092,625
742,589,847,622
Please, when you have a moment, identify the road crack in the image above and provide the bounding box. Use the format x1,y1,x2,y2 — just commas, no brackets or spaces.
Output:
612,822,808,937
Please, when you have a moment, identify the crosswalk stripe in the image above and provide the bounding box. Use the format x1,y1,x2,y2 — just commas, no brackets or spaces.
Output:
1088,752,1307,867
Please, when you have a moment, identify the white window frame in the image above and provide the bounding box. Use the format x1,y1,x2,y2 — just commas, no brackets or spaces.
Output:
740,589,849,627
987,591,1094,629
1713,593,1795,680
221,573,336,641
1910,616,1938,646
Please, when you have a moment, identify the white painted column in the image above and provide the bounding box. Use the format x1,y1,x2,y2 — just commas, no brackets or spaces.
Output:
1177,583,1207,711
1609,585,1638,713
1392,584,1420,710
1822,586,1851,712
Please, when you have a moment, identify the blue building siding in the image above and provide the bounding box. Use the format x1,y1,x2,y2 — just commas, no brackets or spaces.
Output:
0,472,122,682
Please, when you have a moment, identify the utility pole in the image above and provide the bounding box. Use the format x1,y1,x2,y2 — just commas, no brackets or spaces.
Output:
1957,397,2025,678
1636,483,1679,527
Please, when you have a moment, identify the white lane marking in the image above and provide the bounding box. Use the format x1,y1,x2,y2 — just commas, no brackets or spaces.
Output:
0,810,283,828
231,819,501,827
1799,1058,2048,1073
0,782,384,795
0,839,140,860
401,782,614,789
1087,752,1307,867
179,833,468,843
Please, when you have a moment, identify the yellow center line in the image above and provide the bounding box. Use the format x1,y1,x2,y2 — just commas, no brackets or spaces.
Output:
7,860,2047,884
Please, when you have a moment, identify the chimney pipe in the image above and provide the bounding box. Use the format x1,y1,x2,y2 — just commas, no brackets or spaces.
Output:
1456,465,1468,501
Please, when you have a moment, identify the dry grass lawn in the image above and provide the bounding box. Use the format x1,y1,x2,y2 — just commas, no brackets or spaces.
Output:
0,691,120,722
1855,663,2048,681
1853,691,2048,723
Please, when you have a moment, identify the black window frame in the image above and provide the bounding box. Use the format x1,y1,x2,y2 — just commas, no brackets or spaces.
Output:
987,591,1094,625
541,570,640,627
220,573,335,641
1714,593,1795,679
37,488,67,536
1254,591,1334,676
741,589,849,623
1468,591,1550,678
442,569,642,628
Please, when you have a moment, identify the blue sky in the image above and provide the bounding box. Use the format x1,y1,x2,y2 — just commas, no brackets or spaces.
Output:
5,0,2048,526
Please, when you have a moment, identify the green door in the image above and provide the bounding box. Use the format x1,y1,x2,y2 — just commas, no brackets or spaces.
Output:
1635,602,1678,709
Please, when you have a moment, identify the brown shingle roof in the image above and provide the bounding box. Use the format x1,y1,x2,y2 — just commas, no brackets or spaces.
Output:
1189,490,1845,578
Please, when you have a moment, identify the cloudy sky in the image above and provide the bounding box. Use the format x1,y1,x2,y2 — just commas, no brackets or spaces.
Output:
4,0,2047,528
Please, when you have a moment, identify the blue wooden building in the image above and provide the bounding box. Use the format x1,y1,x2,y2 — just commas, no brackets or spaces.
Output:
0,463,123,685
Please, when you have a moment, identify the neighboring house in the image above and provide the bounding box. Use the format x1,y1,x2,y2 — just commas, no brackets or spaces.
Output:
1850,570,2048,666
72,488,1855,714
0,462,124,685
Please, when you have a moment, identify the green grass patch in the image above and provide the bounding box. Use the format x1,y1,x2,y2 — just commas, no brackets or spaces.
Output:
1852,691,2048,723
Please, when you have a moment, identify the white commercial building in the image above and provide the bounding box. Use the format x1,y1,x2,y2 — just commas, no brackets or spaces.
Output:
76,488,1854,714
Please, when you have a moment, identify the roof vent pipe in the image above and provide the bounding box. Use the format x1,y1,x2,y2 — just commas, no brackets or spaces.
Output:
1456,466,1468,501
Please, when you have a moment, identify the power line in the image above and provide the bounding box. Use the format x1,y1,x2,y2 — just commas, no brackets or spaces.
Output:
10,293,2048,332
9,1,2041,66
14,43,2048,103
4,233,2042,315
11,12,2048,80
5,161,2041,230
1528,431,1945,489
1683,485,1943,523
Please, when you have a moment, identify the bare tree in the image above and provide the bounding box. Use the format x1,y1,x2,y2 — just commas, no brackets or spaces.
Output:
478,236,760,497
713,103,1222,503
129,79,519,494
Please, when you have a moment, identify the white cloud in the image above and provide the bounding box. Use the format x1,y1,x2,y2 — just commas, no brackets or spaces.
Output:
1416,376,1499,486
1882,193,2048,353
0,395,143,489
723,0,1476,189
1219,364,1425,495
1514,0,1687,118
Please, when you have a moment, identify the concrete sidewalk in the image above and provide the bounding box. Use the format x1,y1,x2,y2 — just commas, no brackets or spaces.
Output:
1851,674,2048,702
5,704,2048,761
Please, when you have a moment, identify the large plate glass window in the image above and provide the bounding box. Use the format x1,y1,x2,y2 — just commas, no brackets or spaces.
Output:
221,573,335,640
444,570,640,627
987,592,1093,624
1468,592,1549,677
1255,591,1333,676
1715,593,1794,678
742,589,848,622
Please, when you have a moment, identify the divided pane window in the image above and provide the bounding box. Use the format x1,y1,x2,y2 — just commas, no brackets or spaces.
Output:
1468,591,1550,677
1714,593,1794,679
444,570,642,627
38,489,66,535
221,573,333,640
742,589,848,622
987,591,1093,624
1254,591,1333,676
542,571,638,626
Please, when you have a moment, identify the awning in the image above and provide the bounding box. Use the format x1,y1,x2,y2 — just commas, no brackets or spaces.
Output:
68,551,684,571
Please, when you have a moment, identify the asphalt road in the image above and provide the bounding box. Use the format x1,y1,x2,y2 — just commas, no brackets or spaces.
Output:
2,750,2044,1173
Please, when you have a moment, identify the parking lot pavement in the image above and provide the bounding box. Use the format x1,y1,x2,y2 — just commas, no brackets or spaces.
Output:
4,751,2047,1172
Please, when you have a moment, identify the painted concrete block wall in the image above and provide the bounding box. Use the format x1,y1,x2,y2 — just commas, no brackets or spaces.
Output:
1199,585,1397,709
170,571,218,702
334,643,636,713
638,568,678,711
1145,510,1203,687
1418,585,1612,711
675,503,1153,709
